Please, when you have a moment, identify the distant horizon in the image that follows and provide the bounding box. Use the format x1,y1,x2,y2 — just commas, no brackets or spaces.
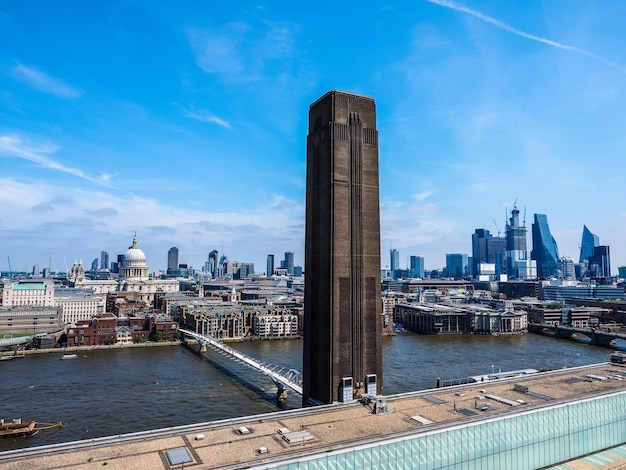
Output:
1,218,619,278
3,2,626,274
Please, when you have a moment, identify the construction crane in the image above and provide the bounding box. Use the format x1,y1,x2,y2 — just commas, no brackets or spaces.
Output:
7,256,12,279
493,219,502,237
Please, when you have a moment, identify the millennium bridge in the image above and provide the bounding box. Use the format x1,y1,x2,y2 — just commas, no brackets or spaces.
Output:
178,328,303,402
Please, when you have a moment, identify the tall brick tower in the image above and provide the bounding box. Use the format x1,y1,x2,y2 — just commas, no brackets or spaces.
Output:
303,90,383,405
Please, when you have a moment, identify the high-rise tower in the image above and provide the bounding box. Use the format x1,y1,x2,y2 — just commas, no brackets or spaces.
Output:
505,204,529,279
409,255,425,279
446,253,469,280
303,90,383,405
284,251,295,275
579,225,599,264
167,247,179,271
531,214,560,278
266,254,275,277
208,250,219,278
100,251,109,271
471,229,491,277
390,248,400,279
589,246,611,278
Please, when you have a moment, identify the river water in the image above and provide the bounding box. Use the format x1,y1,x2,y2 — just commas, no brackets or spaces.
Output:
0,331,615,452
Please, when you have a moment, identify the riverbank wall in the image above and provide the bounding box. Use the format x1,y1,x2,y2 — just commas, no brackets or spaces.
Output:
20,341,182,355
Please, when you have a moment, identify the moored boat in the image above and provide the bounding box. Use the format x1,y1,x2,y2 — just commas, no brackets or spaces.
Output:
0,419,37,438
437,368,539,388
610,351,626,364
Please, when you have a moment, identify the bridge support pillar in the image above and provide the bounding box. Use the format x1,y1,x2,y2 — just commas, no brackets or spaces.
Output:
276,385,288,404
200,343,208,353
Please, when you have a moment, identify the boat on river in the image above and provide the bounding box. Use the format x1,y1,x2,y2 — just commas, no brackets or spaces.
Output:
61,354,78,360
0,419,37,438
437,368,539,388
610,351,626,364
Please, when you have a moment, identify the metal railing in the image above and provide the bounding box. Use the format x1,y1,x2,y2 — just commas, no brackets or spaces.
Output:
178,328,303,395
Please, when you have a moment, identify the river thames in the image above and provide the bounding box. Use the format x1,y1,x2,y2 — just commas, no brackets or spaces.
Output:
0,331,616,451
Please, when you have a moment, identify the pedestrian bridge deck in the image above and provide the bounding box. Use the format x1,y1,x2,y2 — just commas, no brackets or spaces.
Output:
3,363,626,469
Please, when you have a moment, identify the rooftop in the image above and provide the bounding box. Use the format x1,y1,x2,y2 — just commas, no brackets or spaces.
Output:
3,363,626,469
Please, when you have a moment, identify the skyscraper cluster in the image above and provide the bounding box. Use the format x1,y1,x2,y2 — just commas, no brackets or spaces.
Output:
388,203,612,282
473,208,611,281
579,225,610,278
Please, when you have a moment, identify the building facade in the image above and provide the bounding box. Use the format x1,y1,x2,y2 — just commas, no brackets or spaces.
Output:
208,250,219,278
579,225,599,264
283,251,294,276
266,254,275,277
505,205,529,279
167,247,179,271
304,90,383,404
390,248,400,279
253,310,299,338
0,306,62,334
560,256,576,280
531,213,560,278
55,288,105,325
409,255,424,279
589,246,611,278
100,251,109,271
445,253,469,280
2,280,55,307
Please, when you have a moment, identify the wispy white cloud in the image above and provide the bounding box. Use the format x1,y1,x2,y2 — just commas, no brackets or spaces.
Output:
0,135,111,186
426,0,626,73
188,27,245,77
10,63,83,98
179,105,233,129
413,191,435,201
0,178,305,271
187,19,299,82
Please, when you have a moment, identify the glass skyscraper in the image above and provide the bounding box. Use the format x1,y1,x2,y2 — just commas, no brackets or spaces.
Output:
472,228,506,277
505,205,528,279
266,254,274,277
390,248,400,278
409,255,424,279
445,253,469,279
589,245,611,278
100,251,110,270
471,229,490,276
167,247,178,271
531,213,560,278
579,225,599,263
282,251,294,275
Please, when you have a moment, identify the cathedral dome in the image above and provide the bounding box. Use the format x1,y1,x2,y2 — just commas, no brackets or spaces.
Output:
120,233,149,281
124,234,147,262
125,247,146,262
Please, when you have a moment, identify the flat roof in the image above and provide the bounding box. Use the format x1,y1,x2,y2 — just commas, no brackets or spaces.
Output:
3,363,626,469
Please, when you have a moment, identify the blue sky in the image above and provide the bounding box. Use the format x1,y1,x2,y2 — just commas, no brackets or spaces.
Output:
2,1,626,274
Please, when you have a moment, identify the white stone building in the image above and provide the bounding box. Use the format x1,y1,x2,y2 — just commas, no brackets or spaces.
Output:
253,312,299,338
2,280,55,307
54,288,105,325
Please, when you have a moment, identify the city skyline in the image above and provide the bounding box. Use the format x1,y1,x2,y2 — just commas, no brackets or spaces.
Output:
2,1,626,272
